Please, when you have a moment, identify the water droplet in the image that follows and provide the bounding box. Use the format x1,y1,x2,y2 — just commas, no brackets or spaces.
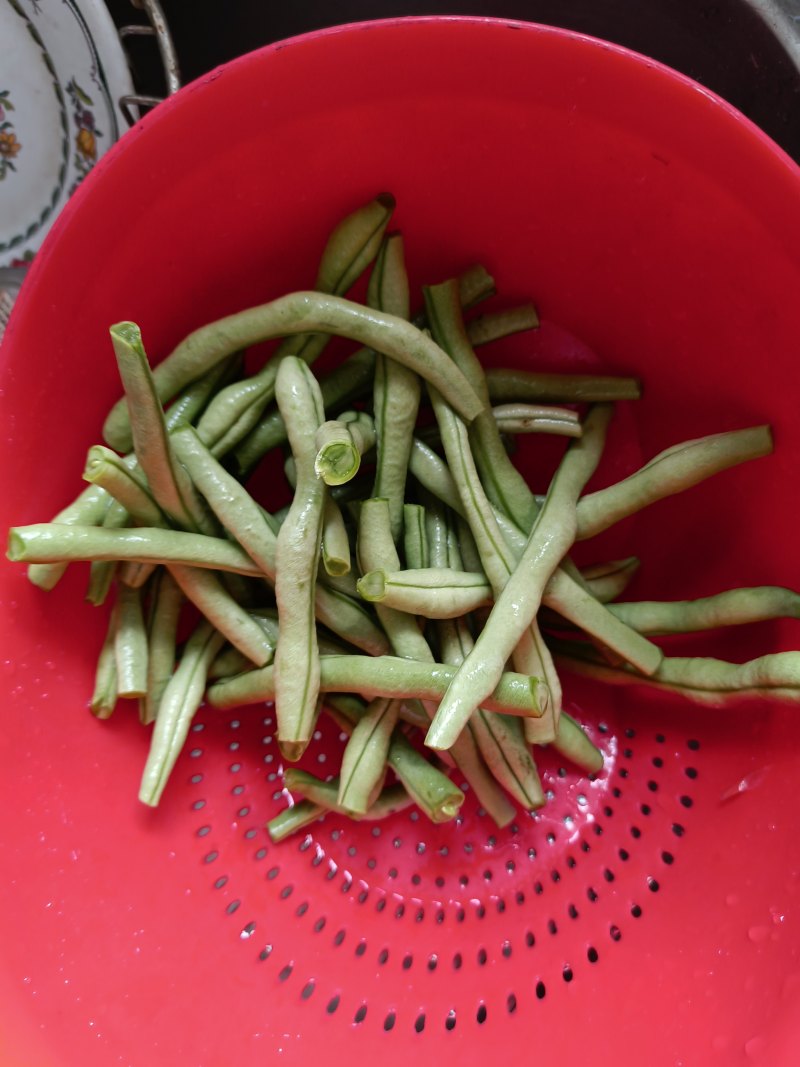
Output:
747,925,770,944
725,893,739,907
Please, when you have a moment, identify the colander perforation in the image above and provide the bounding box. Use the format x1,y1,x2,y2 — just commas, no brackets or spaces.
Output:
177,700,700,1033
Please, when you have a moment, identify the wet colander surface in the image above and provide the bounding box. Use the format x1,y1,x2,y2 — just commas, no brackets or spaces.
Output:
2,17,800,1067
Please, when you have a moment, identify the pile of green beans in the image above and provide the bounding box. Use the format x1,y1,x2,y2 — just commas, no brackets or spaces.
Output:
7,194,798,838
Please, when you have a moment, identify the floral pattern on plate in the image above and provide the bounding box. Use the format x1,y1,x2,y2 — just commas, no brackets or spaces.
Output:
0,89,22,179
0,0,134,265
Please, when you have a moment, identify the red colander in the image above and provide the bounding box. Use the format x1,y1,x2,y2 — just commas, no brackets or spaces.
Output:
1,17,799,1067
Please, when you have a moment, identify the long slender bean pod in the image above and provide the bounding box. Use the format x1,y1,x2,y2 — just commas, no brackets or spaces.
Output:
266,800,325,842
427,389,562,730
553,643,800,708
576,425,773,540
86,499,128,607
403,503,428,570
208,654,544,717
337,697,399,815
168,564,272,665
357,566,491,618
544,567,662,675
579,557,641,603
466,303,539,346
90,607,118,718
83,446,167,527
27,484,112,591
109,322,215,535
425,278,537,531
231,348,376,479
102,292,484,451
114,583,149,698
608,585,800,634
433,509,545,810
139,620,226,806
170,426,386,653
370,234,420,542
314,413,374,485
141,569,183,724
272,357,327,760
426,405,612,749
492,403,583,438
486,367,641,403
324,694,464,822
8,524,265,575
283,770,413,820
321,495,351,577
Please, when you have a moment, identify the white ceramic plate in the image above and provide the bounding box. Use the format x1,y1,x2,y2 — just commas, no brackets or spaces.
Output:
0,0,134,267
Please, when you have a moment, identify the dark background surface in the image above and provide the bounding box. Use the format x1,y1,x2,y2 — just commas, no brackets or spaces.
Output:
107,0,800,161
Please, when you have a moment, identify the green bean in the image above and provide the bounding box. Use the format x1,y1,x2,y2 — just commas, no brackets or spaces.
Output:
359,487,516,825
28,358,239,592
608,585,800,634
104,195,395,452
553,643,800,707
357,567,491,618
314,413,375,485
273,357,327,760
432,510,545,810
421,453,653,674
231,348,376,480
86,500,128,607
27,484,112,591
207,654,545,718
425,278,536,531
194,196,394,458
139,620,226,806
283,769,413,820
337,697,399,814
315,193,397,300
576,425,773,540
83,446,167,527
321,495,351,577
208,645,257,681
456,264,496,309
442,720,517,828
486,367,642,404
409,437,465,515
7,524,264,575
549,712,604,775
170,426,278,569
426,404,612,750
163,351,245,432
141,569,183,724
370,234,420,542
102,292,483,452
357,498,432,663
109,322,215,535
403,503,428,570
114,583,149,698
324,694,464,823
427,389,562,732
168,565,273,665
466,303,539,346
90,607,118,719
195,360,281,459
171,425,387,653
492,403,583,438
578,557,641,603
544,568,662,675
266,800,325,842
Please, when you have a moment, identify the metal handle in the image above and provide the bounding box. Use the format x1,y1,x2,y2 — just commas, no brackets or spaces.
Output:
117,0,181,123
